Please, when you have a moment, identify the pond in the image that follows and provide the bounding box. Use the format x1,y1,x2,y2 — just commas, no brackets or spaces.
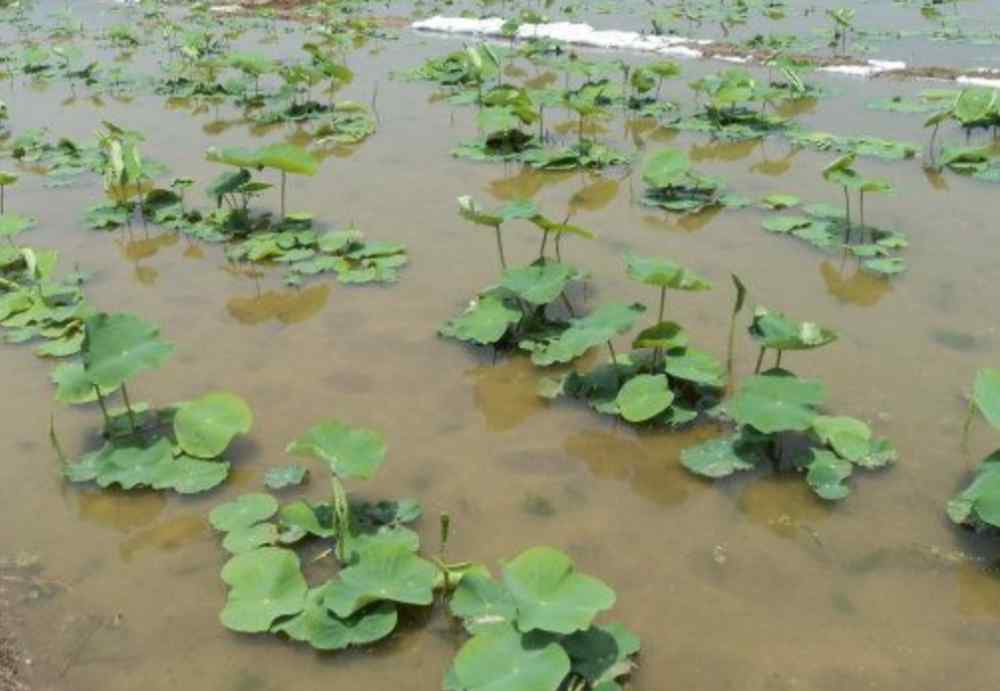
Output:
1,0,999,690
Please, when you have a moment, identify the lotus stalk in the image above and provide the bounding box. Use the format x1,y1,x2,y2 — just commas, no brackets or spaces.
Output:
726,273,747,389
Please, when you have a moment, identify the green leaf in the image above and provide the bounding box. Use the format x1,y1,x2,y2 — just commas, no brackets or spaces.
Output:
151,455,230,494
440,294,522,346
286,420,386,480
632,321,687,350
761,215,811,234
220,547,308,633
322,541,438,617
954,87,998,125
51,361,120,404
749,307,837,351
948,454,1000,528
726,372,827,434
641,148,691,189
812,416,872,463
222,523,279,554
173,392,252,459
615,374,674,423
451,624,571,691
624,251,712,290
81,312,174,389
761,194,800,209
521,303,645,366
805,449,853,500
973,368,1000,429
264,464,308,489
681,436,758,478
664,348,725,386
500,263,576,305
449,567,517,633
210,493,279,532
562,623,640,687
274,589,397,650
0,214,35,239
502,546,615,634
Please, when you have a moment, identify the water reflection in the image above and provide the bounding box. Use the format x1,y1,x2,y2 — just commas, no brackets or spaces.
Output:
737,476,832,542
487,165,574,200
562,429,704,508
775,96,817,118
77,489,166,532
689,138,757,163
119,514,210,562
115,230,179,286
468,357,543,432
958,560,1000,619
226,284,330,325
568,176,620,214
820,258,892,307
750,146,798,177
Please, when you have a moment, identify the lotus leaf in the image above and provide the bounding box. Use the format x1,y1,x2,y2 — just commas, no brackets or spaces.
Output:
632,322,687,350
663,349,725,386
286,420,385,480
274,589,397,650
440,295,522,346
805,449,853,500
641,148,690,189
520,303,645,366
151,455,231,494
81,312,174,389
264,465,308,489
173,392,252,459
0,214,35,238
615,374,674,423
681,436,759,478
954,87,998,125
51,361,120,404
450,624,570,691
223,523,279,554
450,567,518,634
562,623,640,687
624,252,711,291
210,493,279,532
726,372,827,433
220,547,308,633
322,541,438,617
948,453,1000,529
749,307,837,351
973,368,1000,429
812,416,871,462
500,263,577,305
501,546,615,634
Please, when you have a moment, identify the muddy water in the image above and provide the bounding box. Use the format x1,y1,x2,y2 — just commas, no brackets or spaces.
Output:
1,1,1000,690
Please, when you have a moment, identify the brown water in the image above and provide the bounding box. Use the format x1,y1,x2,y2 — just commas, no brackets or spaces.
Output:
2,2,1000,690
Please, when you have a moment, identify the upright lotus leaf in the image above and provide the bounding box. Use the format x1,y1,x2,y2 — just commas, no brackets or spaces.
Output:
499,199,539,221
641,148,691,189
812,415,871,462
947,452,1000,528
521,303,645,366
615,374,674,423
279,499,339,539
450,567,518,633
632,321,688,351
274,588,397,650
726,372,827,434
450,624,570,691
479,107,522,136
173,392,252,459
0,214,34,239
822,153,861,188
81,312,174,389
69,437,173,489
210,493,279,532
220,547,308,633
286,420,386,480
954,87,998,125
624,251,712,291
664,349,725,387
805,449,853,500
51,361,120,404
749,307,837,351
501,546,615,634
227,52,276,77
562,623,641,687
440,294,522,346
681,436,759,478
530,215,596,240
500,263,577,305
322,541,438,618
973,368,1000,429
254,144,319,176
458,195,503,227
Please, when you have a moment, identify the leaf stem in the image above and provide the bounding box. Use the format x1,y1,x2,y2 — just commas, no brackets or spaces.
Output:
94,385,112,435
120,382,137,433
754,346,766,374
494,225,507,271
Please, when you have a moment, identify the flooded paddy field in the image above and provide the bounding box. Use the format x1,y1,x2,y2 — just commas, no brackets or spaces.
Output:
0,0,999,690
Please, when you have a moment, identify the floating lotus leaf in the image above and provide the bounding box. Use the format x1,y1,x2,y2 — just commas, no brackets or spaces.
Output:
520,303,645,367
762,194,800,209
220,547,308,633
501,546,615,634
0,214,35,238
615,374,674,423
223,523,279,554
440,294,522,346
761,215,811,234
664,349,725,386
450,567,518,634
805,449,853,500
322,541,438,617
173,392,252,459
286,420,385,480
681,436,758,478
726,372,827,434
210,493,279,532
450,624,570,691
641,148,690,189
279,499,338,539
973,368,1000,430
811,415,871,462
562,623,640,687
947,453,1000,529
264,464,308,490
151,455,230,494
749,307,837,351
863,257,906,275
624,251,711,290
274,588,397,650
69,438,172,489
51,361,119,404
81,312,174,389
632,321,687,350
500,263,577,306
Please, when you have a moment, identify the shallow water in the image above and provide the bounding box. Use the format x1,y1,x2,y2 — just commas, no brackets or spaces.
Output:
2,1,1000,690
